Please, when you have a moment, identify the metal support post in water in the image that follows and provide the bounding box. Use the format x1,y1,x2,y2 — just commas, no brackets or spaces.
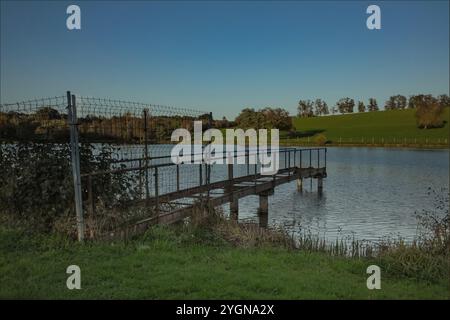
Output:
68,91,84,242
258,194,268,214
258,191,270,228
297,177,303,192
318,176,323,193
230,193,239,220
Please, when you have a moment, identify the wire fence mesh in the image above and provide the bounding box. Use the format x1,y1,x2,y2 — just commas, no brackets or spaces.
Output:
0,92,328,240
0,92,211,238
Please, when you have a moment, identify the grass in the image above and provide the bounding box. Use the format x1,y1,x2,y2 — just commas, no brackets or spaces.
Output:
286,108,450,146
0,223,448,299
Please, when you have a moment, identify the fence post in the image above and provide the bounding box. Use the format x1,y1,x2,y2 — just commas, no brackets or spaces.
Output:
143,109,150,200
67,91,84,242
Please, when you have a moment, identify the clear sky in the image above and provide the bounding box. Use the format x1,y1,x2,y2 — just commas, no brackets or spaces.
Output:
1,1,449,119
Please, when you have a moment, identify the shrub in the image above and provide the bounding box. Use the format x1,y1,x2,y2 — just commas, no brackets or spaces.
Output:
414,95,445,129
314,134,328,145
0,142,138,234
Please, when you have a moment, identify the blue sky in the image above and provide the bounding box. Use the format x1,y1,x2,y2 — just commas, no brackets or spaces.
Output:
1,1,449,119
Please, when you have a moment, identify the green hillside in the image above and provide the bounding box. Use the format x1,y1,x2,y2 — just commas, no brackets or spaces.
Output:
288,108,449,146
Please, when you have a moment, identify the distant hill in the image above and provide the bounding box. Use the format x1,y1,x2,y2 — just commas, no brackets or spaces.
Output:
288,108,449,146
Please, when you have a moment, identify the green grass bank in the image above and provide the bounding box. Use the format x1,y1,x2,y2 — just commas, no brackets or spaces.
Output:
0,224,448,299
285,108,449,147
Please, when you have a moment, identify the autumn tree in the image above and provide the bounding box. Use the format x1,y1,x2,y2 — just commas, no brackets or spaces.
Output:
415,95,445,129
235,108,266,129
235,107,292,130
261,107,292,130
297,100,314,118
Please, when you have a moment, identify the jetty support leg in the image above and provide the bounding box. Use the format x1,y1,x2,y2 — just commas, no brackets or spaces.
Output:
318,176,323,193
230,193,239,220
297,177,303,192
258,189,273,228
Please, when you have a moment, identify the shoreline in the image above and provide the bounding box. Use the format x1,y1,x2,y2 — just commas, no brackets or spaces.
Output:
280,140,449,150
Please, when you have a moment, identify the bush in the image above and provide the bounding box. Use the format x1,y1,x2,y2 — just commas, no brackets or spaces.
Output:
314,134,328,145
414,95,445,129
0,142,138,234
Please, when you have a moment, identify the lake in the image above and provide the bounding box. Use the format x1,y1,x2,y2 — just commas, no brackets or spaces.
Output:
111,144,449,243
232,147,449,243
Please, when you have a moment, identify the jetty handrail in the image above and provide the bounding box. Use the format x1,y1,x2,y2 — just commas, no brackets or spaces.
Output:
82,147,327,177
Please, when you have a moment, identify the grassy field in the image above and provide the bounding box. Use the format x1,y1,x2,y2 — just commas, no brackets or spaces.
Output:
286,108,449,146
0,226,448,299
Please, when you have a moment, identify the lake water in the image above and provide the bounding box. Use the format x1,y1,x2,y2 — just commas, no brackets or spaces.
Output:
110,144,449,243
232,147,449,242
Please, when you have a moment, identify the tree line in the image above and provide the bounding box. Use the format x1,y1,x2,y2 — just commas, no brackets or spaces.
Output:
298,94,449,117
298,94,449,129
0,108,212,142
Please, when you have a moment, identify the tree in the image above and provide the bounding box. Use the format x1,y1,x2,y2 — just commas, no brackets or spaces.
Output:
408,94,434,109
297,100,314,118
336,98,355,114
314,99,329,116
235,107,292,130
437,94,450,108
385,95,407,110
261,107,292,130
330,107,338,115
235,108,266,129
396,95,407,109
367,98,379,112
415,95,445,129
35,107,62,120
357,101,366,113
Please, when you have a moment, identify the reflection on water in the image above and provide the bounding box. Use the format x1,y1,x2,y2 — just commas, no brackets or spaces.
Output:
104,144,449,243
230,147,449,242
